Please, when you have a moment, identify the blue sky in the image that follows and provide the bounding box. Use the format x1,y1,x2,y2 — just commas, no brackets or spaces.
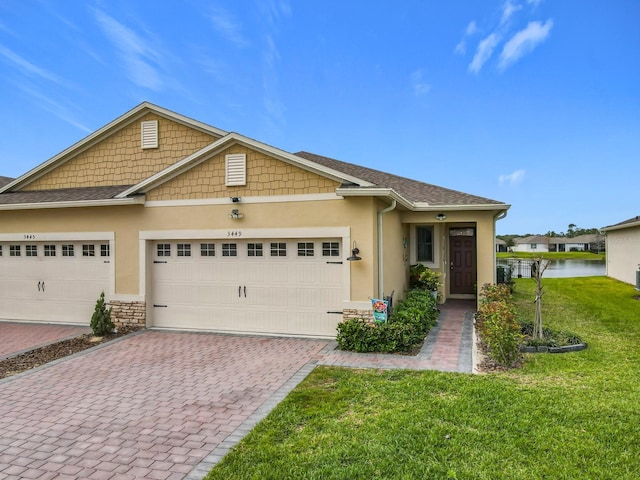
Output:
0,1,638,234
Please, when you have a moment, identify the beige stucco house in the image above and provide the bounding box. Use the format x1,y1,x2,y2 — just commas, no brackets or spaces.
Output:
0,103,509,337
602,216,640,287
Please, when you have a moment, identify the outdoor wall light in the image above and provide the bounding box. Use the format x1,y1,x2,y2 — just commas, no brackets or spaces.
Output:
435,213,447,221
346,241,362,261
231,197,241,203
228,209,244,220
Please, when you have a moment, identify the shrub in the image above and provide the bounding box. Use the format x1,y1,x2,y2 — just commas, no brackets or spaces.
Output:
336,289,438,353
90,291,114,336
479,283,512,304
520,321,584,347
476,285,522,367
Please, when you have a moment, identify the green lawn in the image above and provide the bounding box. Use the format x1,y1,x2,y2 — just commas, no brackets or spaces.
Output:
206,277,640,480
497,251,605,260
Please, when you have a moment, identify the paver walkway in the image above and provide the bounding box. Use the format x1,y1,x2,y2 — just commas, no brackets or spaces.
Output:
0,322,90,359
318,299,476,372
0,300,475,480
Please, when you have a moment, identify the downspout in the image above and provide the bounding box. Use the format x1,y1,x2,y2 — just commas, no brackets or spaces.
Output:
377,199,397,298
493,209,508,282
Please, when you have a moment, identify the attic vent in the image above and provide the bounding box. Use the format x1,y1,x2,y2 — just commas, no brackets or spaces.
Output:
226,154,246,186
141,120,158,149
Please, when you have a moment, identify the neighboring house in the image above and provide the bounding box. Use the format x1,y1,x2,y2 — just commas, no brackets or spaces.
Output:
601,216,640,287
567,234,605,253
495,238,507,252
0,102,509,337
514,234,605,253
512,235,550,253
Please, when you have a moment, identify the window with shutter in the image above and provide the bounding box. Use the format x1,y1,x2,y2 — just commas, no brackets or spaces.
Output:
225,154,246,186
141,120,158,149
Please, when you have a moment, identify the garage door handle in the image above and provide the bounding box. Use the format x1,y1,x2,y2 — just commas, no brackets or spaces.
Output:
244,286,247,298
153,304,168,308
37,281,41,292
42,281,45,292
238,286,242,298
326,261,343,264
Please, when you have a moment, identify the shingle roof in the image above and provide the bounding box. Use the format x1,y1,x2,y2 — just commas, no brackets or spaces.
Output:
0,185,133,205
603,216,640,229
513,235,550,244
0,176,13,188
294,151,505,206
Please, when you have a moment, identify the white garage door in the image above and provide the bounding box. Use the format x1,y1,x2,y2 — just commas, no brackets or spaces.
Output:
150,238,345,337
0,241,111,324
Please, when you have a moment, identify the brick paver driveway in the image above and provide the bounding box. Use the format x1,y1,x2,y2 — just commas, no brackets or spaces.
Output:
0,331,328,480
0,322,90,359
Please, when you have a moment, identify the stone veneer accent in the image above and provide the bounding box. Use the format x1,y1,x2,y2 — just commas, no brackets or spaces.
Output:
342,309,374,323
24,113,218,191
109,300,146,327
147,144,339,201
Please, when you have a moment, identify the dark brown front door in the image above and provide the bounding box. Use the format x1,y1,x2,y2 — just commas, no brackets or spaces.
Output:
449,233,476,294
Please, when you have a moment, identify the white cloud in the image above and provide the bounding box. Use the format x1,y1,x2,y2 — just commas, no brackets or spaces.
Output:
499,169,526,186
208,8,249,47
0,45,67,86
468,33,500,73
92,9,164,91
16,84,91,132
454,21,478,55
466,21,478,36
498,19,553,71
410,69,431,96
527,0,543,7
501,1,522,25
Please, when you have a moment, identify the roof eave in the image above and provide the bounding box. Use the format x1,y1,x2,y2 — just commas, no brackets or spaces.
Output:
0,196,144,211
602,220,640,232
337,186,510,212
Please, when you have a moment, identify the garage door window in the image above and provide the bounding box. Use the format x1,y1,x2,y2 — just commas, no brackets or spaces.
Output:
157,244,170,257
177,243,191,257
247,243,263,257
101,245,110,257
297,242,314,256
222,243,237,257
25,245,37,257
10,245,21,256
62,244,75,257
322,242,340,257
83,245,96,257
270,242,287,257
200,243,215,256
44,245,56,257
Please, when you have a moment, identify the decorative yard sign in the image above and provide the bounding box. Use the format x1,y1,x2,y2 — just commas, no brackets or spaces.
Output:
371,298,389,323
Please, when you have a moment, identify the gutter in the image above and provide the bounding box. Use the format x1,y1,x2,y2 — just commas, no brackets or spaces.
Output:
377,199,397,298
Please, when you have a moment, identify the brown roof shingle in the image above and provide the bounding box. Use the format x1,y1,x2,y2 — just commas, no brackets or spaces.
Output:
0,176,13,188
0,185,133,205
294,151,504,206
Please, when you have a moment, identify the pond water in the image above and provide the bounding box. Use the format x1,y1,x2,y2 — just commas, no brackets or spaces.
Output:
498,259,606,278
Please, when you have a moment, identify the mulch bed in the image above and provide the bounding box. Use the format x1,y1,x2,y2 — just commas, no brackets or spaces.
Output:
0,326,142,380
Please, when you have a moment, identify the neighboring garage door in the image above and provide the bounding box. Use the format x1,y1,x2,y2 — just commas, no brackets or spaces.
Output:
0,241,111,324
150,238,345,337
